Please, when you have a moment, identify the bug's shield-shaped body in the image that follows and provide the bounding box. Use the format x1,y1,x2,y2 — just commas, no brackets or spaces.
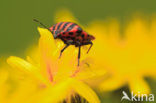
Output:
49,22,94,46
49,22,95,66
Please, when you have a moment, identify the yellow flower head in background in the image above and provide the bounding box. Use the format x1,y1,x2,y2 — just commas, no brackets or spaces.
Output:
86,17,156,94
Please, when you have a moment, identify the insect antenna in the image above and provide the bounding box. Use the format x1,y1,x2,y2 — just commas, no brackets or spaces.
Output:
33,19,51,32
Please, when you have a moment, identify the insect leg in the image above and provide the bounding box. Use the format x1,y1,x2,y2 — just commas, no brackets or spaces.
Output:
87,42,93,54
59,44,70,58
78,46,81,66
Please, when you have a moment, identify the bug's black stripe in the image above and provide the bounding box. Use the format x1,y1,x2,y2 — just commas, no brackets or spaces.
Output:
52,24,56,31
54,22,62,34
66,23,77,32
55,22,64,34
61,22,70,31
56,22,63,31
51,24,56,34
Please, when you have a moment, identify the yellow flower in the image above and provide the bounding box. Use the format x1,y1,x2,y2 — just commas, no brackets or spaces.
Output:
7,27,101,103
86,17,156,94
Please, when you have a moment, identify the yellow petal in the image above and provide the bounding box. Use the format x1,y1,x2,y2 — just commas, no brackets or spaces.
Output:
75,58,107,81
99,76,126,91
0,69,8,85
71,78,100,103
0,69,8,103
38,27,59,82
25,45,40,66
54,46,79,82
7,56,50,85
34,78,72,103
38,27,57,58
128,76,151,94
141,68,156,80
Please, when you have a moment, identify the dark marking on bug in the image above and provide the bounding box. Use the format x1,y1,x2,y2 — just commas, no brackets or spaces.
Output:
66,36,70,39
66,23,76,32
71,37,75,40
62,32,66,35
55,30,59,34
52,24,56,31
76,33,81,36
81,34,84,38
69,32,74,35
61,22,70,31
57,22,63,30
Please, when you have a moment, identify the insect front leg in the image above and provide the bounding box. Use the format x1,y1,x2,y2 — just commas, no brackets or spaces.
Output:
59,40,73,58
59,44,70,58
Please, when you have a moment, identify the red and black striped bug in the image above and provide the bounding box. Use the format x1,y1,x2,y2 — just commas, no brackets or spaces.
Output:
34,19,95,66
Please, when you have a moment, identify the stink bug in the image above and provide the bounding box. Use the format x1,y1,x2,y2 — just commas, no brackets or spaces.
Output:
34,19,95,66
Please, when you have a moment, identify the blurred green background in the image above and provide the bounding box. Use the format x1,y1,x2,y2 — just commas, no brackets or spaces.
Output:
1,0,156,103
1,0,156,55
